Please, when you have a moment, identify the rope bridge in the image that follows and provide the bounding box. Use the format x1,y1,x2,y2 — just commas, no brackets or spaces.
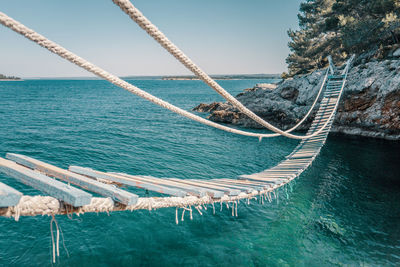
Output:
0,58,353,220
0,0,354,221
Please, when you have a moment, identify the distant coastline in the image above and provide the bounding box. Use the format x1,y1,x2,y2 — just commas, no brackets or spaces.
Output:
0,74,22,81
161,74,281,80
11,74,281,81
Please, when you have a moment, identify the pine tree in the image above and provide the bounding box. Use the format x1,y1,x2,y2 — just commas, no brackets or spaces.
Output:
286,0,400,76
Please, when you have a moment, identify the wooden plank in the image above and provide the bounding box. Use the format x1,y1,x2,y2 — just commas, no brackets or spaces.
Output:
239,177,288,183
293,150,320,154
111,173,212,198
294,147,322,151
279,159,312,163
69,166,187,197
290,153,318,157
279,161,311,166
292,153,319,156
161,179,225,198
288,155,314,159
207,179,260,193
246,174,295,179
280,159,311,163
268,168,304,172
278,163,310,167
290,153,316,157
295,148,321,153
292,150,321,154
222,179,274,189
170,178,240,196
0,158,91,207
270,165,308,170
258,169,300,174
239,173,289,182
6,153,138,205
0,181,22,207
297,147,322,152
300,143,324,147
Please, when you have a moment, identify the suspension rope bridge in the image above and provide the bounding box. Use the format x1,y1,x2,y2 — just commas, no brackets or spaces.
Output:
0,1,355,223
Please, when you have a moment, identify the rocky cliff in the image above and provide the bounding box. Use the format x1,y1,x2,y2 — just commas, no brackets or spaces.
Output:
194,58,400,140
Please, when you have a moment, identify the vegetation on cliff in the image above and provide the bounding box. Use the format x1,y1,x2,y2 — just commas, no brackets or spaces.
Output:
285,0,400,76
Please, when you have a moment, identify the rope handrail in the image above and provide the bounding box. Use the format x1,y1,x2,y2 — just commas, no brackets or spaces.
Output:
0,11,349,140
264,68,329,137
110,0,341,139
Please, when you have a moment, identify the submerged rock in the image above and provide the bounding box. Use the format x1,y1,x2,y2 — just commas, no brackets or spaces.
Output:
315,215,347,241
193,60,400,140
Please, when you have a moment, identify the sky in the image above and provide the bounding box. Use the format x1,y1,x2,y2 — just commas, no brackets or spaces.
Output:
0,0,302,78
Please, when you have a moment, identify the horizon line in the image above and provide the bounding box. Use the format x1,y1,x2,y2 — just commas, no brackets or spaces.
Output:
18,73,282,79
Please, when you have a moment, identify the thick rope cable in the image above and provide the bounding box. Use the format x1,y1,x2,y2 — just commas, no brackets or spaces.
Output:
0,12,342,140
0,189,278,218
111,0,337,139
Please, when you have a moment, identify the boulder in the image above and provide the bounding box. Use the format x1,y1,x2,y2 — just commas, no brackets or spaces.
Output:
254,83,277,90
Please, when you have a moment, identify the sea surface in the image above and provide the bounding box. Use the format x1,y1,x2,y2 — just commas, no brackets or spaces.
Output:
0,79,399,266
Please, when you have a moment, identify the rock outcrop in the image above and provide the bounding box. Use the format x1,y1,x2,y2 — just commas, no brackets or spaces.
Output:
193,59,400,140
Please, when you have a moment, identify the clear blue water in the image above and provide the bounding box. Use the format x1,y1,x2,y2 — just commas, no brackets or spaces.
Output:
0,79,399,266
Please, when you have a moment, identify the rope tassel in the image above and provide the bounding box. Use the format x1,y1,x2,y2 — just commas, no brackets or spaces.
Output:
50,215,60,264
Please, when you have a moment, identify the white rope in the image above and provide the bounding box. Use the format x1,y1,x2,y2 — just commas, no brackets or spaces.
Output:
195,206,203,216
2,191,280,218
111,0,340,139
0,11,343,140
50,215,60,263
275,69,328,135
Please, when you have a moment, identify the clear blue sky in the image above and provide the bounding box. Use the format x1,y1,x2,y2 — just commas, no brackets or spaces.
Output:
0,0,302,78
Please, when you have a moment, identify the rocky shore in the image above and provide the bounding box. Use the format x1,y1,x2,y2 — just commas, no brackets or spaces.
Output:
194,58,400,140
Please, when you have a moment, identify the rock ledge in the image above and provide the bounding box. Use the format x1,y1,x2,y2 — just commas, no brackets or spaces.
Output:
193,60,400,140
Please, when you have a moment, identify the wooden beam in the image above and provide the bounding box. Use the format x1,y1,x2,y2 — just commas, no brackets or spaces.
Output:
239,174,289,183
0,181,22,207
217,179,265,191
0,158,91,207
169,178,240,196
69,166,187,197
200,179,257,193
218,179,271,190
111,173,212,198
6,154,138,205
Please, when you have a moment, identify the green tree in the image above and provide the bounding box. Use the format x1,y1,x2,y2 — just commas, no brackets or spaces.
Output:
287,0,400,76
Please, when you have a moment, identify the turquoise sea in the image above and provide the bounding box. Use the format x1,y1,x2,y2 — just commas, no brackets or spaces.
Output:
0,79,399,266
